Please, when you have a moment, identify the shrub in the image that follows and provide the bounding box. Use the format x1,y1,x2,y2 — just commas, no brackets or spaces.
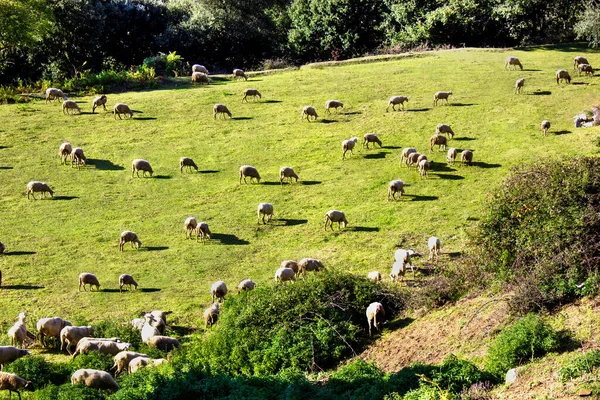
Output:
557,349,600,382
35,383,106,400
486,314,560,378
3,356,70,388
326,359,388,398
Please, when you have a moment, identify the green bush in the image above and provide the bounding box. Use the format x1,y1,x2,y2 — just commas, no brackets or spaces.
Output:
557,349,600,382
486,314,560,378
35,383,106,400
3,356,70,388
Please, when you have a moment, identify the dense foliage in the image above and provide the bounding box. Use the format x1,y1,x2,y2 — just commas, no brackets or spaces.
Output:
557,349,600,382
0,0,592,85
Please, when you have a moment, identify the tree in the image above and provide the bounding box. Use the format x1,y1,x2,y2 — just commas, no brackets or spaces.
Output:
0,0,53,54
575,2,600,47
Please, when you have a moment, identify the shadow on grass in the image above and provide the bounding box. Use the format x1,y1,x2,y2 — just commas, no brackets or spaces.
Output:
384,145,402,149
453,137,476,141
320,119,336,124
212,233,249,245
277,218,309,226
571,82,586,86
530,91,552,96
522,69,542,72
232,117,252,121
364,152,388,159
263,100,282,104
87,159,125,171
429,163,456,172
199,170,219,174
153,175,172,179
466,216,479,221
451,103,475,107
5,251,36,256
347,226,380,232
139,288,161,293
385,317,414,331
554,130,571,135
0,166,13,170
471,162,501,169
406,195,439,201
407,108,431,112
1,285,44,290
170,325,198,336
261,181,284,186
0,146,10,150
145,246,169,252
102,289,121,293
436,174,464,180
53,196,78,201
447,251,462,259
300,180,321,185
131,110,144,114
134,117,157,121
344,111,362,115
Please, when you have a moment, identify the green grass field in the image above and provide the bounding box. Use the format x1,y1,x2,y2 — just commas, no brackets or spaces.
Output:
1,45,599,335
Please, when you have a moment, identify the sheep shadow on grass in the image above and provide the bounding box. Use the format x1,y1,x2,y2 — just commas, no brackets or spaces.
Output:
429,163,456,173
101,289,122,293
435,174,464,180
385,317,414,332
0,146,10,150
384,145,402,149
274,219,309,226
0,166,13,170
407,108,431,112
153,175,172,179
347,226,380,232
446,251,462,259
87,159,125,171
406,195,439,201
199,170,219,174
320,119,336,124
263,100,282,104
300,180,321,185
134,117,157,121
145,246,169,251
1,285,44,290
231,117,252,121
571,82,587,86
53,196,78,201
451,103,475,107
530,91,552,96
139,288,161,293
363,152,388,159
211,233,249,245
4,251,36,256
554,130,571,135
453,137,476,141
343,111,362,115
470,162,501,169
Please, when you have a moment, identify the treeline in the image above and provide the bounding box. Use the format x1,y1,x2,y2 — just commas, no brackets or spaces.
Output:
0,0,589,85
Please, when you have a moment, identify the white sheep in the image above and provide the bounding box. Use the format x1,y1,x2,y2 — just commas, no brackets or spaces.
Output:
191,72,210,85
0,347,29,370
281,260,299,276
556,69,571,84
540,120,551,136
192,64,209,74
45,88,67,103
128,357,167,374
578,63,594,76
428,236,441,261
59,142,72,165
92,95,107,113
257,203,274,224
386,96,408,112
279,167,299,185
237,279,256,293
112,351,148,376
233,69,248,81
390,249,415,284
0,371,33,398
515,78,525,94
60,326,94,354
145,335,180,351
26,181,53,199
574,56,589,71
119,274,138,293
417,154,428,164
79,272,100,291
400,147,416,167
145,310,169,333
342,137,359,159
195,222,212,242
367,271,382,282
363,133,382,149
239,165,261,184
36,317,71,348
324,210,348,230
436,124,455,138
430,134,447,152
180,157,198,173
325,100,344,114
184,217,198,239
113,103,134,119
406,152,420,169
72,339,131,359
504,56,523,70
141,314,160,344
461,150,473,166
387,180,405,201
446,148,457,164
204,303,220,328
275,267,296,283
366,302,385,337
213,104,232,119
211,281,228,303
132,159,153,177
7,313,27,349
301,106,318,122
71,369,119,392
70,147,86,169
418,159,430,179
119,231,142,251
298,258,324,276
433,91,452,106
242,89,262,103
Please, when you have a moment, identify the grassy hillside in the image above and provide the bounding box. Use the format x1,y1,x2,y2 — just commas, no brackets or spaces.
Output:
0,45,599,334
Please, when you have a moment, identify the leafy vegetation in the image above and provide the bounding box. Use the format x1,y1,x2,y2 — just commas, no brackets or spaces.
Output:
557,349,600,382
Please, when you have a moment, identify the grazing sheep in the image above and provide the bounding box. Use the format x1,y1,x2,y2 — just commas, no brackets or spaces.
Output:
281,260,299,275
60,326,94,354
237,279,256,293
406,152,420,169
298,258,324,276
179,157,198,173
119,231,142,251
131,159,153,177
446,148,457,164
428,236,441,261
233,69,248,81
119,274,138,293
195,222,212,242
131,318,145,331
113,103,134,119
184,217,197,239
301,106,318,122
433,91,452,106
387,180,405,201
363,133,382,149
135,311,168,334
141,314,160,344
430,134,447,152
417,154,428,164
578,63,594,76
0,371,33,399
436,124,455,138
324,210,348,231
325,100,344,113
257,203,274,224
45,88,67,103
461,150,473,166
242,89,262,103
191,72,209,85
58,142,72,165
418,159,430,179
128,357,167,374
279,167,299,185
192,64,209,74
112,351,147,377
366,302,385,337
368,271,382,282
275,267,296,283
400,147,417,166
390,249,415,284
556,69,571,84
574,56,589,71
92,95,107,113
0,347,29,370
72,340,130,359
204,303,220,327
515,78,525,94
79,272,100,292
211,281,228,303
71,369,119,392
504,56,523,70
540,120,551,136
213,104,232,119
7,313,27,349
145,336,180,351
70,147,86,169
239,165,261,184
342,137,359,159
26,181,53,199
36,317,71,348
386,95,409,112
